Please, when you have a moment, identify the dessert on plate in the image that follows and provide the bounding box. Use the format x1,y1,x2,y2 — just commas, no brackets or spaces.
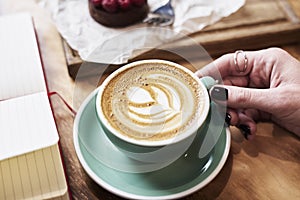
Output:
89,0,149,27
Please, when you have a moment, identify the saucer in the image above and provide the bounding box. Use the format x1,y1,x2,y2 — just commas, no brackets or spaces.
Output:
73,88,231,200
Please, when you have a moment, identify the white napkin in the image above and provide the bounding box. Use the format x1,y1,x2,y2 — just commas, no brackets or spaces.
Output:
38,0,245,64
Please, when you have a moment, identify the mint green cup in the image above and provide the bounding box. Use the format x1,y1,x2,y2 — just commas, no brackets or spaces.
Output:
95,59,215,163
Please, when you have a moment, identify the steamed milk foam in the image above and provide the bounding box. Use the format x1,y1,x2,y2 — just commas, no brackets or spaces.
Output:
100,61,206,142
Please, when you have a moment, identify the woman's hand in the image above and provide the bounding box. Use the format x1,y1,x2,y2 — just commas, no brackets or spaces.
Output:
196,47,300,139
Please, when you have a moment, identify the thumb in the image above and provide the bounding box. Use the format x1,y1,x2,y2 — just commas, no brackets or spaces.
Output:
210,85,275,113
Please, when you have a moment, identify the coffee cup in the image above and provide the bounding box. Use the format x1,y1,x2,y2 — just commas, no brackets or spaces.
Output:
95,59,213,163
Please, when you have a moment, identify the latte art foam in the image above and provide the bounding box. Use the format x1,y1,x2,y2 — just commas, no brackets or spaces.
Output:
101,63,206,141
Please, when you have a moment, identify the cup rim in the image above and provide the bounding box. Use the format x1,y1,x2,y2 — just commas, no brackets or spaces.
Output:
95,59,210,147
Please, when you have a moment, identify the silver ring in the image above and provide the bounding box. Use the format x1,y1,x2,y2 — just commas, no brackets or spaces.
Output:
234,50,248,73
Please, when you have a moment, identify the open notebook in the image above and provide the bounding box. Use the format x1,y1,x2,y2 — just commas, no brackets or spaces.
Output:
0,13,69,199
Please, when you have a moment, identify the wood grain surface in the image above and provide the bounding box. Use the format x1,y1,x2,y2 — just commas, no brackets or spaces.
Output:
1,0,300,199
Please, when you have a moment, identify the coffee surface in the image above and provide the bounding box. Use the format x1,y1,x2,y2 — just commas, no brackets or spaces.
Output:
101,62,206,141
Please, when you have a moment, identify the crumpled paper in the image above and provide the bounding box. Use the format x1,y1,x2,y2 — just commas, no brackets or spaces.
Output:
38,0,245,64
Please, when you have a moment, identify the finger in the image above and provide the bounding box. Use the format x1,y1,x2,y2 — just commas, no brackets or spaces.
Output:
222,76,249,87
242,109,260,122
226,108,257,128
196,51,258,79
226,108,260,125
227,107,271,128
210,85,276,114
224,108,257,140
226,108,239,126
236,111,257,140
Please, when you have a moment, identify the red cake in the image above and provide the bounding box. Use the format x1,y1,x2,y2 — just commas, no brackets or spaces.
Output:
89,0,149,28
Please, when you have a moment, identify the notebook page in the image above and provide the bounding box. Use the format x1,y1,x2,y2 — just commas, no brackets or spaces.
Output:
0,145,68,200
0,13,46,100
0,12,68,199
0,92,59,161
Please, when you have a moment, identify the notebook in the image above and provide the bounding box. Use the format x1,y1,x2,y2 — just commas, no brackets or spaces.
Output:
0,13,69,199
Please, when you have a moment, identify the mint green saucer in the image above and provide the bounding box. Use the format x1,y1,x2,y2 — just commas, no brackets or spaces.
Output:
73,89,231,200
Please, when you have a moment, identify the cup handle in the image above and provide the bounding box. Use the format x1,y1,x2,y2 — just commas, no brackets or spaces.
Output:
199,76,217,90
198,76,225,158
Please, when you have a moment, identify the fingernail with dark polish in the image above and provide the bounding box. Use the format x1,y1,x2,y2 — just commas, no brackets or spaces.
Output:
238,124,251,140
225,113,231,126
211,86,228,101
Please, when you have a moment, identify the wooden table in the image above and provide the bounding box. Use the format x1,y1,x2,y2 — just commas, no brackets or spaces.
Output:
1,0,300,199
